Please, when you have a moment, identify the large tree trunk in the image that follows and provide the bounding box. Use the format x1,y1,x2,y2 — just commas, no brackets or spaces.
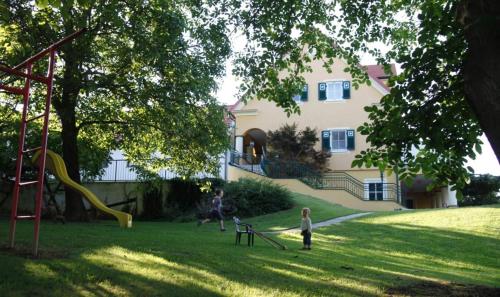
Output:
459,0,500,163
53,45,88,221
60,108,87,221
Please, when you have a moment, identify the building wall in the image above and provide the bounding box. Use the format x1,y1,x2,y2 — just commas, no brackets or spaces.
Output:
233,58,387,173
228,166,401,211
404,186,457,209
341,169,397,184
229,59,404,209
0,182,167,217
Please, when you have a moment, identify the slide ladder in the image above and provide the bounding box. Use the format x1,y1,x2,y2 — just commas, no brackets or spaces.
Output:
33,149,132,229
0,29,86,256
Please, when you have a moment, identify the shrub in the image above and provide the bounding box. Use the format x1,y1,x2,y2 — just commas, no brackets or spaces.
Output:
141,184,163,219
220,178,293,217
267,123,331,174
460,174,500,206
166,178,202,212
166,177,225,220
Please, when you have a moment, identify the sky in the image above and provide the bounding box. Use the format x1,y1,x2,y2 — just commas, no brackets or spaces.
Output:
466,135,500,175
216,53,500,176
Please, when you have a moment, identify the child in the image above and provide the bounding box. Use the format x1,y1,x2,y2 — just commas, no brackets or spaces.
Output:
300,207,312,250
198,189,226,231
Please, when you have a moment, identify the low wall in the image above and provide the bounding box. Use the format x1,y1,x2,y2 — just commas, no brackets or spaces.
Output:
228,166,401,211
0,182,170,216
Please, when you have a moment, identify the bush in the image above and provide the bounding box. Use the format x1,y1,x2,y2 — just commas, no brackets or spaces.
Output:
267,123,331,174
166,178,202,212
141,184,163,219
166,177,225,220
220,178,293,217
460,174,500,206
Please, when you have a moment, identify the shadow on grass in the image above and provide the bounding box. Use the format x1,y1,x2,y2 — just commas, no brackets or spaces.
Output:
173,220,500,295
1,214,499,296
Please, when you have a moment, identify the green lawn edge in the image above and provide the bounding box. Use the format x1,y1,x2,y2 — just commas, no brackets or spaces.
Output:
1,202,498,297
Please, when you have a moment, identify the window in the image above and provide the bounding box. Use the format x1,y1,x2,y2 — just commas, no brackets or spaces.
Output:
326,81,343,100
331,130,346,151
364,179,386,201
318,81,350,101
293,84,308,102
292,94,302,102
321,129,355,152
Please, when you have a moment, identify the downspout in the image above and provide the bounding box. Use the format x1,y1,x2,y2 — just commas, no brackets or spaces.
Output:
224,150,228,181
395,166,401,205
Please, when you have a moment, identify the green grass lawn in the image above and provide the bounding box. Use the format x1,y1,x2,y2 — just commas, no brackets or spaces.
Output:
0,201,499,297
241,192,360,231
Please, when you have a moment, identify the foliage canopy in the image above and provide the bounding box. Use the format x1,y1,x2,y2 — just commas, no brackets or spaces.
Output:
1,0,498,218
460,174,500,206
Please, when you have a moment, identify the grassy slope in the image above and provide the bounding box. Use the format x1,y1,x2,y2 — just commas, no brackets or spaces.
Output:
0,203,498,297
244,192,359,231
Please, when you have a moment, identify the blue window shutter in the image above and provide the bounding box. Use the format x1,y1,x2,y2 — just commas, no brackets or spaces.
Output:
343,81,351,99
318,83,327,100
322,130,331,151
301,84,308,101
346,129,355,150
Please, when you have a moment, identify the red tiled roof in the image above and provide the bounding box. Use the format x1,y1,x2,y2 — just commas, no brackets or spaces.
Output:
363,64,397,92
223,103,237,125
226,102,239,112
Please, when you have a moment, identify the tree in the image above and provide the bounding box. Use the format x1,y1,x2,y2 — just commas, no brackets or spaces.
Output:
460,174,500,206
267,124,331,172
339,0,500,192
229,0,500,192
2,0,498,218
1,1,230,220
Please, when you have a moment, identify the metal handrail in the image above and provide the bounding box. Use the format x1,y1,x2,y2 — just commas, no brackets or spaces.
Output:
229,151,398,201
228,151,265,176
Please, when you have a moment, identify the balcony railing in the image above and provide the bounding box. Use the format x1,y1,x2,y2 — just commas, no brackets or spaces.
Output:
229,151,265,176
94,159,221,182
229,151,399,202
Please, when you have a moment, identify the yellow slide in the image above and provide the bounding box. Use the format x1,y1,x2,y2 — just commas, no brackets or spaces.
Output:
33,149,132,228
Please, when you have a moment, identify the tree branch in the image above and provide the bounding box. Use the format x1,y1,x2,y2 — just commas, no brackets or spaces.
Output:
77,119,169,136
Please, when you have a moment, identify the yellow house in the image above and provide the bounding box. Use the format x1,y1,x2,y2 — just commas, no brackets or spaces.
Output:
227,58,458,211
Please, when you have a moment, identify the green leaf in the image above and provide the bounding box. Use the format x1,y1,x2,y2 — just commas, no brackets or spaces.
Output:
35,0,49,8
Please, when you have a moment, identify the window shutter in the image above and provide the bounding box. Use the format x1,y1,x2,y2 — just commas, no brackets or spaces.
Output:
322,130,331,151
301,84,308,101
342,81,351,99
346,129,355,150
318,83,327,101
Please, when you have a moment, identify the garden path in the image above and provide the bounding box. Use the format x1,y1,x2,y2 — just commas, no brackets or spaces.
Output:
264,212,373,234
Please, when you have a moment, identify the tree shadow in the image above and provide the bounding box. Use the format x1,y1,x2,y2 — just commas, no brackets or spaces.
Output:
1,214,499,296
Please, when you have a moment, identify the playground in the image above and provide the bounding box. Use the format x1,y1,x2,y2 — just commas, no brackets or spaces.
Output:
0,8,499,297
0,198,499,297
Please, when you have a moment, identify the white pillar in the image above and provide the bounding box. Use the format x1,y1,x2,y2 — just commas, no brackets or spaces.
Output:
235,136,244,154
443,185,458,208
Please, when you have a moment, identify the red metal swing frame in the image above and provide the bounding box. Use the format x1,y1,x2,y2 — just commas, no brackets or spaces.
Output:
0,29,86,256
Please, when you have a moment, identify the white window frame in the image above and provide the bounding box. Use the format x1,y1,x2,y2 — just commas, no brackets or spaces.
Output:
364,178,388,200
328,128,348,153
324,80,345,101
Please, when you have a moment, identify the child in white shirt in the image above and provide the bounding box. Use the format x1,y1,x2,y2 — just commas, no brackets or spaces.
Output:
300,207,312,250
